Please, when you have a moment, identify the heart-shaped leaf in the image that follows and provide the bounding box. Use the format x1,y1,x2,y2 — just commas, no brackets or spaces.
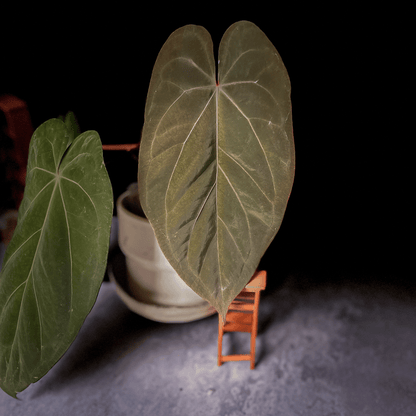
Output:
139,21,295,319
0,119,113,397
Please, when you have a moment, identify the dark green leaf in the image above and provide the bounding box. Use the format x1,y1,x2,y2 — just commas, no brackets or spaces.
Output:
139,21,295,319
0,119,113,397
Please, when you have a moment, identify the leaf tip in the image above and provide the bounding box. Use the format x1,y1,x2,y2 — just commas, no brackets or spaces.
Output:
0,383,20,399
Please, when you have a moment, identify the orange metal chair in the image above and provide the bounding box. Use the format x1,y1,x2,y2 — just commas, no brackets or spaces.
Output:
218,270,267,369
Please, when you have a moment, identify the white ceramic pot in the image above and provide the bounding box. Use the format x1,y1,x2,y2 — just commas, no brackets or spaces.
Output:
110,185,215,322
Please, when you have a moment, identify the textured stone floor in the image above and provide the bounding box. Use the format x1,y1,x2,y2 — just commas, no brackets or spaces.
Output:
1,265,416,416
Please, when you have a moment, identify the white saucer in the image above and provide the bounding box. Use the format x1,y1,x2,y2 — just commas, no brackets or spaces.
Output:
107,249,217,323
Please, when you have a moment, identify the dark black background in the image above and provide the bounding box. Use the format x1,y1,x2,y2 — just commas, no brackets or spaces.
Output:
1,5,411,286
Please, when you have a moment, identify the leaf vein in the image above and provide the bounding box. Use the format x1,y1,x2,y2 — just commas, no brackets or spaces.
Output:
215,86,222,298
151,86,215,158
59,153,88,173
218,165,251,246
28,167,56,176
60,176,98,216
220,89,276,194
164,92,215,212
221,49,258,83
221,80,280,109
19,178,56,223
218,146,272,203
6,179,59,376
59,181,73,310
190,181,216,236
217,216,246,261
164,57,213,82
0,229,42,277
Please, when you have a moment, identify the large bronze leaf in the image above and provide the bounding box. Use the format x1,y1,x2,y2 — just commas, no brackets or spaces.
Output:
0,119,113,397
139,21,294,319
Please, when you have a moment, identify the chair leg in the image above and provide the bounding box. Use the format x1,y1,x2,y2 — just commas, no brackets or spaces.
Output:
250,331,256,370
218,316,223,366
250,292,261,369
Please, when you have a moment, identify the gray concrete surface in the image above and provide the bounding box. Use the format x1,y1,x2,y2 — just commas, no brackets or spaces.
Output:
1,263,415,415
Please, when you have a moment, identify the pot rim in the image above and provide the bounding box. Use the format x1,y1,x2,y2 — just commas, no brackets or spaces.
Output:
117,188,148,224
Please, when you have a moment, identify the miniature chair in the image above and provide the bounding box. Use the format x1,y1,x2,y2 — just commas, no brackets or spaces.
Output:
218,270,267,369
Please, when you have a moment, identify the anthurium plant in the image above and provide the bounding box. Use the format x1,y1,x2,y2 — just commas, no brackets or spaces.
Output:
0,21,294,397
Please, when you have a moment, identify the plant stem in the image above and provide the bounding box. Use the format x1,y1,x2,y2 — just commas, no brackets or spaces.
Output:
102,143,139,152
